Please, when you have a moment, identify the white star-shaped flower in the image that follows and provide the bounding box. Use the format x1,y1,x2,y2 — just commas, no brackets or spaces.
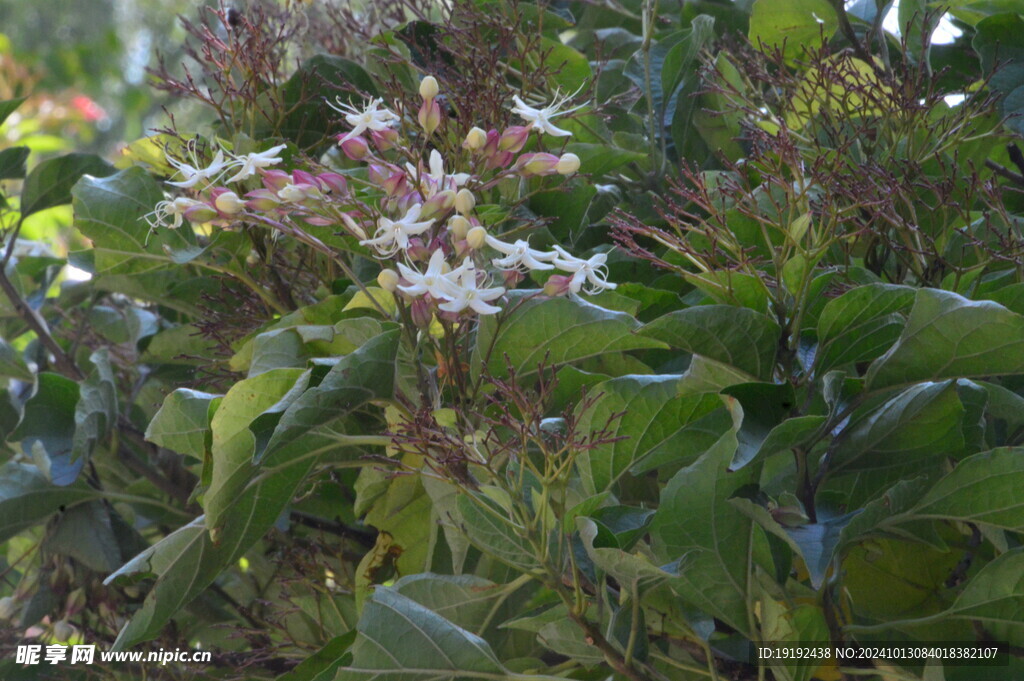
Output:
359,204,434,256
485,235,555,271
329,96,400,142
144,197,203,229
223,144,287,183
165,147,231,188
551,246,617,293
438,261,505,315
510,89,587,138
406,149,470,197
396,249,465,299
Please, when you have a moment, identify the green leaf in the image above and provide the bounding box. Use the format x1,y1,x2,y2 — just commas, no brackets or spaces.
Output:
574,375,724,493
71,349,118,464
939,548,1024,633
0,338,33,381
0,147,29,181
649,402,770,636
145,389,221,460
815,283,915,375
9,373,81,486
0,97,27,126
639,305,781,380
42,501,122,572
828,381,967,476
749,0,838,59
339,587,537,681
456,492,539,572
0,462,95,543
71,167,192,278
866,289,1024,390
472,292,664,380
391,574,506,633
21,153,115,218
276,633,356,681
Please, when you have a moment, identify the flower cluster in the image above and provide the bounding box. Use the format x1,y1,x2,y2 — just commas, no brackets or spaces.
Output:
145,76,614,321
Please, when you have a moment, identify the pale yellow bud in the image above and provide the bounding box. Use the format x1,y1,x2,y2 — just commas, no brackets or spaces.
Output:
419,75,440,100
455,188,476,215
556,152,581,175
448,215,471,240
214,191,245,215
463,127,487,151
377,269,400,292
466,226,488,250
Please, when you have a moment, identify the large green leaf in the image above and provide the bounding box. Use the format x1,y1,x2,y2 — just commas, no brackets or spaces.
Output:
938,548,1024,635
0,462,95,543
71,349,118,464
9,373,81,486
71,167,191,278
574,375,724,493
20,152,114,218
640,305,781,380
339,587,554,681
472,292,664,379
748,0,838,58
866,290,1024,390
814,283,915,375
145,389,221,460
649,403,770,636
829,381,968,477
391,574,506,634
842,448,1024,551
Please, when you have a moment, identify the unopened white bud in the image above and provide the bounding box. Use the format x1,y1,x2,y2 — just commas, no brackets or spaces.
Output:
463,127,487,151
214,191,245,215
455,188,475,215
419,76,439,100
556,152,581,175
377,269,400,292
466,226,487,250
448,215,471,240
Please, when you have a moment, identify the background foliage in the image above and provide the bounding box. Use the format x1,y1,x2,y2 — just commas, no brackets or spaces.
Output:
1,1,1024,680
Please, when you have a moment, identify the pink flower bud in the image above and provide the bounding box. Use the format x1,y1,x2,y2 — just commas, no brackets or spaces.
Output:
367,163,390,186
514,152,560,177
317,172,348,196
244,189,282,211
418,99,442,135
484,150,515,170
182,202,218,224
543,274,575,297
420,189,456,219
410,296,434,328
261,169,291,192
502,269,525,287
406,238,431,261
292,169,321,189
481,129,500,158
498,125,530,153
382,170,408,197
370,128,399,151
338,135,370,160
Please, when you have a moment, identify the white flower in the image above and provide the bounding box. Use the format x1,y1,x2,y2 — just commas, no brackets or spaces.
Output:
330,96,400,142
359,204,434,255
511,89,587,138
485,235,555,271
438,261,505,315
406,149,470,197
223,144,287,183
144,197,204,229
165,146,231,188
552,246,617,293
396,249,465,299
